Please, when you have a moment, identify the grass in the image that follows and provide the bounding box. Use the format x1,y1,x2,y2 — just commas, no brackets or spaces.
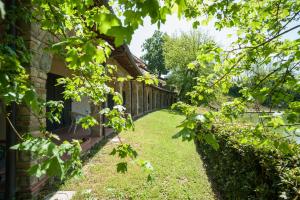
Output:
60,110,216,200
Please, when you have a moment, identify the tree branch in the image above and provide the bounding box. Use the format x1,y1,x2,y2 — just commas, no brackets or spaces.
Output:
6,116,23,140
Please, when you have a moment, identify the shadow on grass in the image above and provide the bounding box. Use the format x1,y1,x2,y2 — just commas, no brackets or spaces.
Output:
194,140,222,200
170,129,222,198
160,108,184,116
38,133,118,199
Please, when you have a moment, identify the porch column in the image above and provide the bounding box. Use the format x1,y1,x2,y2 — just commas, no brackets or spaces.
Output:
154,90,157,109
130,81,133,115
147,88,149,111
142,83,145,114
123,81,131,114
149,88,152,111
136,83,139,115
131,81,138,116
152,88,155,110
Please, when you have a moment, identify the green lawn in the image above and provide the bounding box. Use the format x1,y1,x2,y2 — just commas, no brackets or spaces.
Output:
61,110,216,200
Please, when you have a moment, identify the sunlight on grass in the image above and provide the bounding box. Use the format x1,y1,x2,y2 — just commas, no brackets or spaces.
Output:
61,110,216,200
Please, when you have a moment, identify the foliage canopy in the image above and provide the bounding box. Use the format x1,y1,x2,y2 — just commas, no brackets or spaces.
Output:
163,30,216,101
141,30,167,76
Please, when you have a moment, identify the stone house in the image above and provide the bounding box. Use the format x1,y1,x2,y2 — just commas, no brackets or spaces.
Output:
0,17,176,200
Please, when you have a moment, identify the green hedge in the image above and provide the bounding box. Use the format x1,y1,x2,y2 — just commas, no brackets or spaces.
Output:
197,126,300,200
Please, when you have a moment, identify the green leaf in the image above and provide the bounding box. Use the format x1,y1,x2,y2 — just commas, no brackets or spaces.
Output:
187,62,196,70
116,162,128,173
28,164,45,178
110,148,117,156
172,127,194,141
204,133,219,150
47,157,64,179
175,0,187,17
147,174,154,182
23,89,39,113
77,115,99,129
268,117,284,128
95,13,120,34
10,144,20,150
278,142,292,155
192,21,200,28
0,0,5,19
106,26,134,47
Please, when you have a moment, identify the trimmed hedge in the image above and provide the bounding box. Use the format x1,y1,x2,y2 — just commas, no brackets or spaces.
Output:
197,126,300,200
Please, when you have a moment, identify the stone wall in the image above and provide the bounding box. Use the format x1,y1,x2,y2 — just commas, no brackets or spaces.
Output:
14,23,53,199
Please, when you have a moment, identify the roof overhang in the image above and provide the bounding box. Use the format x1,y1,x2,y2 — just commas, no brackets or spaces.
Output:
111,45,143,77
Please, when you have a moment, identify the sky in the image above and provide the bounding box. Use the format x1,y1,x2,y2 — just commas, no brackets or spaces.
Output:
129,14,299,58
129,14,235,58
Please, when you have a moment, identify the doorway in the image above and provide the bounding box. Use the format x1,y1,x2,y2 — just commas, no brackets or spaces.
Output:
46,73,71,131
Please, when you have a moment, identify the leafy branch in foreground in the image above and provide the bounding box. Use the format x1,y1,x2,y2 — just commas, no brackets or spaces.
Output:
176,0,300,143
11,135,82,180
1,0,185,180
171,0,300,198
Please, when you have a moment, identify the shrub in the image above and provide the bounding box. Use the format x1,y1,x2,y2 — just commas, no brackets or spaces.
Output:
197,126,300,200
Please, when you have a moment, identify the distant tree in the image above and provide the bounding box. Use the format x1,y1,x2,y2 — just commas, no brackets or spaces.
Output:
141,30,167,76
163,30,216,101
